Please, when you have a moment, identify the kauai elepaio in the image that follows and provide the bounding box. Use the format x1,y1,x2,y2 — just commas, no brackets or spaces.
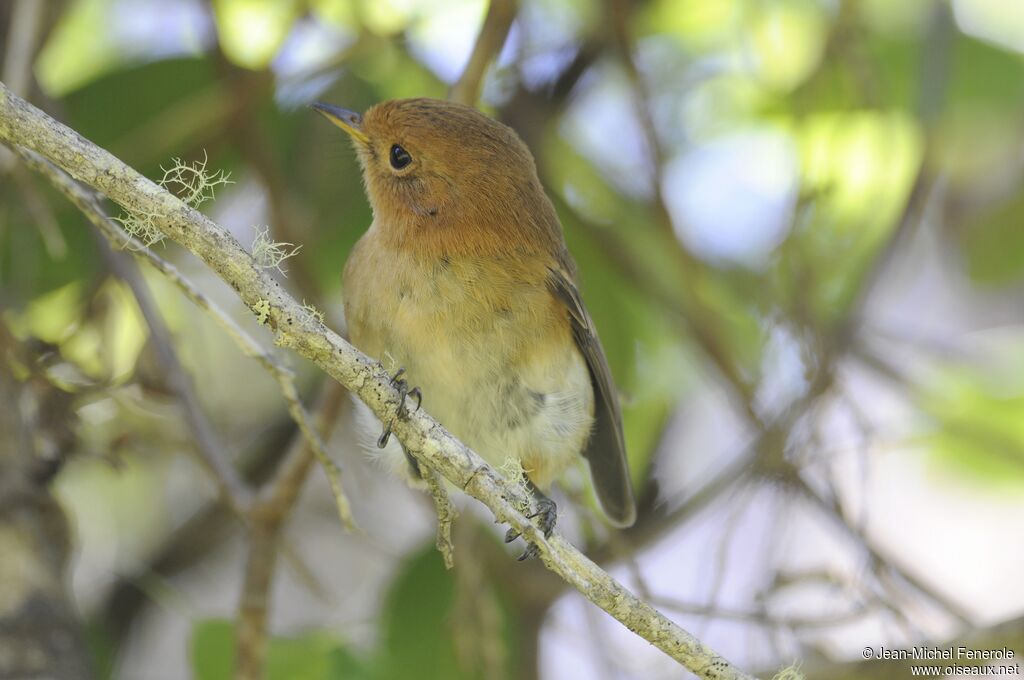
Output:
314,98,635,558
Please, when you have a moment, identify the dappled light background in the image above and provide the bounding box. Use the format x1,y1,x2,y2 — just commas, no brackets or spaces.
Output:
2,0,1024,678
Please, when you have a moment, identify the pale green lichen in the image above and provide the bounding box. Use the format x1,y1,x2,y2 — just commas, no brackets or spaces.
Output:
301,300,324,324
252,226,301,276
158,151,232,207
498,456,532,512
118,151,231,248
115,208,164,248
772,663,805,680
253,299,271,325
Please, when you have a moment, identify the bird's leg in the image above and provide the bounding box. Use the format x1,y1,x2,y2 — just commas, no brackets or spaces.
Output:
377,367,422,449
504,474,558,561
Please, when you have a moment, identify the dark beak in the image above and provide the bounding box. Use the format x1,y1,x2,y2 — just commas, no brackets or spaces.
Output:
311,102,369,143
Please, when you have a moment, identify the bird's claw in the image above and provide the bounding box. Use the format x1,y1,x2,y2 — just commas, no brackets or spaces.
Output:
517,543,541,561
377,367,422,449
506,496,557,561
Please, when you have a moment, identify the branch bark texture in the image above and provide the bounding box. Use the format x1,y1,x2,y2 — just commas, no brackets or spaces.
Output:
0,81,756,680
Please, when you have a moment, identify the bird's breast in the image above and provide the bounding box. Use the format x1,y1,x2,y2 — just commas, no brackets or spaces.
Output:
343,228,594,486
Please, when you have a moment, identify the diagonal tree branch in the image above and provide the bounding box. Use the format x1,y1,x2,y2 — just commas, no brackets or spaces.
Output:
0,81,758,680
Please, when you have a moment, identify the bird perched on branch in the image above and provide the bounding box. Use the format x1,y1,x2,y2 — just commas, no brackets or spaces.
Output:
314,98,635,558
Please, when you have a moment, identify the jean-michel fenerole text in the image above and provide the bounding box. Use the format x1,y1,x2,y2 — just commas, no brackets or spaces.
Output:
873,647,1016,661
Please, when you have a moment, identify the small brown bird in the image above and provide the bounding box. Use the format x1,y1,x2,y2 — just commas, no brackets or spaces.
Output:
314,98,635,555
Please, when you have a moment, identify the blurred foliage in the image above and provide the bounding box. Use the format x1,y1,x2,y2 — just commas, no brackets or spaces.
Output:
4,0,1024,676
191,545,518,680
921,339,1024,483
192,619,362,680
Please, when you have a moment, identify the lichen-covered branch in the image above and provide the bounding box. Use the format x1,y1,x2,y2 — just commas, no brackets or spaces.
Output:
424,465,457,569
0,81,757,679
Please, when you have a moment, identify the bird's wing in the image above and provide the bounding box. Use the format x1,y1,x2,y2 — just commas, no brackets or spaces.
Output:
547,267,636,527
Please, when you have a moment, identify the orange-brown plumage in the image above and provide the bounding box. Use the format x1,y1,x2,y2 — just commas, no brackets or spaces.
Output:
316,97,635,528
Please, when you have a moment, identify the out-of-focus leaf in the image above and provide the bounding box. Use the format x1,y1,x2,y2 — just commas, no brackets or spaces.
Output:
36,0,122,96
638,0,742,49
946,35,1024,111
100,280,148,381
745,0,828,93
348,40,448,101
776,110,923,323
858,0,934,38
373,546,466,680
16,278,147,383
84,621,116,680
920,359,1024,483
358,0,417,36
372,543,520,680
190,618,368,680
191,619,234,680
16,281,84,343
266,631,354,680
0,180,101,300
212,0,300,70
311,0,359,29
960,188,1024,285
61,57,230,172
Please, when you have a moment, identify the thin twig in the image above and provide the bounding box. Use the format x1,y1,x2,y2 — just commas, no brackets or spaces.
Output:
449,0,518,106
235,382,350,680
91,228,253,512
424,465,456,569
0,0,45,172
1,82,758,680
257,379,352,526
791,476,972,626
235,521,276,680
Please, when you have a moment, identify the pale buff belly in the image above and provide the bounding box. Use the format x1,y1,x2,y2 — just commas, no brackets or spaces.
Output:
344,240,595,488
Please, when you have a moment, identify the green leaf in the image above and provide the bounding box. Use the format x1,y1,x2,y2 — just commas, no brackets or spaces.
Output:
960,188,1024,286
190,618,369,680
374,547,464,680
0,182,100,300
920,359,1024,484
61,57,230,172
191,619,234,680
212,0,300,70
372,543,520,680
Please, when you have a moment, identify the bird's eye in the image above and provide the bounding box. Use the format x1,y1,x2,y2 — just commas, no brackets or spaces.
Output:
390,144,412,170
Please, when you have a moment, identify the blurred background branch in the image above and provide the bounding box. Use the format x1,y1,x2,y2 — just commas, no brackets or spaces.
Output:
449,0,517,105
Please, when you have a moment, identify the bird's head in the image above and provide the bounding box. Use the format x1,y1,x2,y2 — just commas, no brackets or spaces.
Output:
313,98,557,254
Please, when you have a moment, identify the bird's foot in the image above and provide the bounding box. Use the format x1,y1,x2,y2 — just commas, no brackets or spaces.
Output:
505,494,557,561
377,367,422,449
